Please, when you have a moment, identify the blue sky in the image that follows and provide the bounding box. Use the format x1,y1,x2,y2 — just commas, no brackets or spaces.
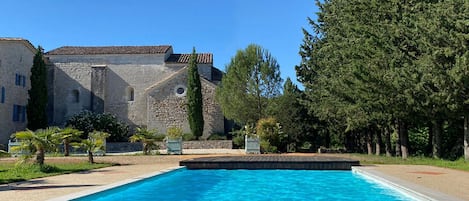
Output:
1,0,317,88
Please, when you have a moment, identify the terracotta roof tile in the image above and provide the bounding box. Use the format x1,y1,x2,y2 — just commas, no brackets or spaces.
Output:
166,53,212,64
46,45,172,55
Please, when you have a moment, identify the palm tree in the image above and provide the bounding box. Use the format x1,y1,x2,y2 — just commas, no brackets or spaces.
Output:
72,131,109,163
129,127,162,155
58,127,83,156
11,127,61,165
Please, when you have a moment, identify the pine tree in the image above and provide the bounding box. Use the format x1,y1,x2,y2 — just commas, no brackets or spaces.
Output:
187,47,204,139
27,46,48,130
216,44,283,125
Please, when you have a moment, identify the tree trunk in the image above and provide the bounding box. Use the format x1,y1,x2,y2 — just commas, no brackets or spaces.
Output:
64,139,70,156
399,120,409,159
384,126,392,157
427,121,433,156
88,151,94,164
432,119,443,159
36,148,45,165
143,142,148,155
395,121,401,157
366,129,373,155
376,129,382,156
464,112,469,161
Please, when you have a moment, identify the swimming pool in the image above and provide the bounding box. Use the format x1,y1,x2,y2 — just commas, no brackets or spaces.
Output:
70,168,418,201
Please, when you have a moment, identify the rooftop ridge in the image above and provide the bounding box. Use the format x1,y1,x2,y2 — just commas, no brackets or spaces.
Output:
46,45,172,55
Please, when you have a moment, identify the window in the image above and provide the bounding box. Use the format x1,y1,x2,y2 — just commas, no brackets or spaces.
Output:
127,87,134,101
15,74,26,87
12,105,26,122
174,85,187,97
72,90,80,103
1,87,4,103
15,74,19,85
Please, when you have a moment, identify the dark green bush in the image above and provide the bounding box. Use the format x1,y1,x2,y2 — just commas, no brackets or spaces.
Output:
230,129,245,148
66,111,130,142
182,133,196,141
207,133,227,140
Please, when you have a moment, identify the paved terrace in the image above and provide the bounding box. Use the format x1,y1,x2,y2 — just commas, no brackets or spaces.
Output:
0,152,468,201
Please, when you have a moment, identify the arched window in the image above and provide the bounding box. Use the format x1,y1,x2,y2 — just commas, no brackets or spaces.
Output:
1,87,5,103
72,89,79,103
127,87,134,101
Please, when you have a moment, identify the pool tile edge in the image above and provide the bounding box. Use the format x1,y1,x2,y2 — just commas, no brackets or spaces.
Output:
352,167,464,201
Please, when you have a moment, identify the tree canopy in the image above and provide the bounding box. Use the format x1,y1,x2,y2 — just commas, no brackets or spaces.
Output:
187,47,204,139
296,0,469,159
27,46,48,130
216,44,283,125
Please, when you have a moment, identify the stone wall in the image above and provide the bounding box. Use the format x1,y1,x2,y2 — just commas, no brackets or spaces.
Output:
0,40,35,145
146,67,224,138
106,140,232,153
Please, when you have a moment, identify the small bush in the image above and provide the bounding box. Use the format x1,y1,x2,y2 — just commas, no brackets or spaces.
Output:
230,129,245,148
182,133,196,141
207,133,227,140
256,117,283,153
166,127,183,140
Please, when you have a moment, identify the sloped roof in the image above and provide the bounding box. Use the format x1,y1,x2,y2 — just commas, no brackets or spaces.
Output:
166,53,213,64
46,45,172,55
0,37,36,53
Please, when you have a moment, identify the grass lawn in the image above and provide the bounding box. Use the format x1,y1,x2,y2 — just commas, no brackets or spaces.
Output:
343,154,469,171
0,160,113,184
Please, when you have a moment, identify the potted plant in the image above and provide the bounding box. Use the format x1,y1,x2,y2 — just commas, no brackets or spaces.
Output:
244,124,260,154
165,127,183,154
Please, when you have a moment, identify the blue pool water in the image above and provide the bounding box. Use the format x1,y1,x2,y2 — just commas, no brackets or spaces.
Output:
73,168,416,201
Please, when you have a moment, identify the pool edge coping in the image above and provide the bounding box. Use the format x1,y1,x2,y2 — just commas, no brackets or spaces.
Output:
46,166,185,201
352,166,464,201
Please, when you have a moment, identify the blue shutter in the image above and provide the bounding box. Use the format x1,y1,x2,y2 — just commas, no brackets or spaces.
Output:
21,106,26,122
22,75,26,87
15,74,19,85
12,105,17,121
1,87,4,103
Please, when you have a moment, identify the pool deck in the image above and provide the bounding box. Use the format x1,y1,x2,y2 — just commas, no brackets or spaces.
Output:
0,151,468,201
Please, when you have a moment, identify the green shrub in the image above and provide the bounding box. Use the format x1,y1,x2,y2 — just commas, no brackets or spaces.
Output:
183,133,196,141
230,129,245,148
207,133,227,140
66,111,130,142
166,127,183,140
256,117,283,153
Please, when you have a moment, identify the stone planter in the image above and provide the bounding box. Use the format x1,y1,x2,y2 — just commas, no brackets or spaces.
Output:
166,138,183,154
245,135,260,154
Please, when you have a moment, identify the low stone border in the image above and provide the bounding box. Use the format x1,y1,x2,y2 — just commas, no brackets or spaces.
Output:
106,140,232,153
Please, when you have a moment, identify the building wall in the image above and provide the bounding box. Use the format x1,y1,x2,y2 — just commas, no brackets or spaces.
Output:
146,68,224,138
48,52,223,139
0,40,34,145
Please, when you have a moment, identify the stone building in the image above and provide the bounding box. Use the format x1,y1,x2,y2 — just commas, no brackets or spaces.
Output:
0,38,36,145
45,45,224,139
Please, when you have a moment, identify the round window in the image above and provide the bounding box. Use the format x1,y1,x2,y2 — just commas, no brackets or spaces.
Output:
174,85,187,97
176,87,185,95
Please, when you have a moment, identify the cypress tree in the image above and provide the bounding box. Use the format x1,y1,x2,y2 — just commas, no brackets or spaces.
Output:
187,47,204,139
27,46,48,130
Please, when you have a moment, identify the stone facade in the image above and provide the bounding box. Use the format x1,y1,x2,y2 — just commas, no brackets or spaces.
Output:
0,38,35,145
46,45,224,139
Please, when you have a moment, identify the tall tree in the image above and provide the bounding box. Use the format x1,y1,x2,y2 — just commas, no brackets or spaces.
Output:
274,78,320,152
27,46,48,130
187,47,204,139
216,44,283,125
